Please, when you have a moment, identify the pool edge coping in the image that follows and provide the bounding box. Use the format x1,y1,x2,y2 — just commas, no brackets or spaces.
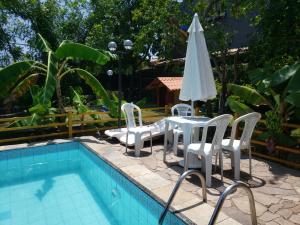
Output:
0,136,237,225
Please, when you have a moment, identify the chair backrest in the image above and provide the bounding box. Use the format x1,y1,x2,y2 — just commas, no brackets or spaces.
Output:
196,114,233,155
229,112,261,148
171,104,192,116
121,103,143,129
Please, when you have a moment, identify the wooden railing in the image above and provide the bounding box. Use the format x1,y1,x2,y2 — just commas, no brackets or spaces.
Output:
0,106,299,168
239,120,300,169
0,107,167,145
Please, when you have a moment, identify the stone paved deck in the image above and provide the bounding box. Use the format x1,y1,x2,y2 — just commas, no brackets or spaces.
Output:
89,136,300,225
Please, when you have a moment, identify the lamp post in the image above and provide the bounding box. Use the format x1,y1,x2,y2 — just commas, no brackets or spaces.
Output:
108,39,133,128
106,69,113,90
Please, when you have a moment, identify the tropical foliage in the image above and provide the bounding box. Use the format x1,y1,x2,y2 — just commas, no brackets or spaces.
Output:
227,63,300,119
0,0,299,149
227,62,300,148
0,34,115,121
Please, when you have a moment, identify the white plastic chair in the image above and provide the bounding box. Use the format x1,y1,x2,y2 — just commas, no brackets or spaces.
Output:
121,103,152,156
222,112,261,180
122,102,143,129
171,104,192,155
185,114,233,187
171,104,192,117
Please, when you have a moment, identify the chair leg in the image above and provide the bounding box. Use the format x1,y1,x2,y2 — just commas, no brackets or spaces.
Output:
205,155,212,187
134,133,142,157
219,151,224,182
214,152,218,173
233,151,240,180
230,152,234,169
184,151,190,172
201,157,206,173
150,131,153,154
249,146,252,177
125,132,129,154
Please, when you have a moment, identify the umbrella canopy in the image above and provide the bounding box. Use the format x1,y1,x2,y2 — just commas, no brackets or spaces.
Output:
179,13,217,115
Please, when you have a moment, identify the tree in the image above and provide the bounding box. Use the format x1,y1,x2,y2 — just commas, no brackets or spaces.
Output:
0,0,91,66
226,0,300,69
0,34,113,114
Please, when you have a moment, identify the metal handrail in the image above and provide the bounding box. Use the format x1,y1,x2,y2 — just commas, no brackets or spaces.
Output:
208,181,257,225
158,170,207,225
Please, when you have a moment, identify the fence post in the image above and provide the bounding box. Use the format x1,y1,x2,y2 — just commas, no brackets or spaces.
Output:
165,105,170,115
195,106,201,116
67,111,73,138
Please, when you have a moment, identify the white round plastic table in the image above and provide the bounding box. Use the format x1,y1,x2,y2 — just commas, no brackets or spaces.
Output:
163,116,211,168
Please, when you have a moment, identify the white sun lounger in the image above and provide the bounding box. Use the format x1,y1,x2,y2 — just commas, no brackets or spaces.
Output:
104,103,167,156
104,119,166,145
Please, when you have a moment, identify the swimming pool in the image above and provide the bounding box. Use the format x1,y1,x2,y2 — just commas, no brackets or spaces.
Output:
0,142,186,225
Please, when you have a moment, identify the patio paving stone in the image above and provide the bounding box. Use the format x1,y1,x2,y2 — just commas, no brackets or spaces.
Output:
277,208,293,219
259,211,281,222
274,216,296,225
232,196,267,216
253,192,280,206
265,222,278,225
289,214,300,224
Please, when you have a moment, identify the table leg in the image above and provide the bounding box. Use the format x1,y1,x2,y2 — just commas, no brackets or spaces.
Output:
178,127,191,167
193,127,200,142
183,127,191,158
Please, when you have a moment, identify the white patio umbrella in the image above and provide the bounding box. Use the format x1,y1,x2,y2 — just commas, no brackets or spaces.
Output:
179,13,217,116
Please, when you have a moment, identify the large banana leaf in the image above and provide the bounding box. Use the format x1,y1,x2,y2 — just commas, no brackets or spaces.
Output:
227,83,267,106
104,50,118,60
6,73,41,103
29,85,56,120
41,52,57,104
29,101,52,115
30,85,42,106
36,33,52,53
285,91,300,107
248,68,265,84
74,68,112,111
0,61,34,99
55,41,110,65
285,63,300,93
270,63,300,87
72,89,89,114
227,96,254,115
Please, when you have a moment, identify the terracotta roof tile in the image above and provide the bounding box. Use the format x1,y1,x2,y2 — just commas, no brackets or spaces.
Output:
146,77,182,91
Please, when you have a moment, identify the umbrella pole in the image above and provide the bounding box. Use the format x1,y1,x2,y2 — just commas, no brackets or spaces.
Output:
191,101,194,117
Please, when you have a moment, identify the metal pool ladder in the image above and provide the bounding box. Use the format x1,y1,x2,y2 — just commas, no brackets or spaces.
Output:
158,170,257,225
208,181,257,225
158,170,207,225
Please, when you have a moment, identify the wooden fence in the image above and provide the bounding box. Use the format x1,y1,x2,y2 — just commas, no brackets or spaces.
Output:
0,106,299,169
0,107,167,144
249,120,300,169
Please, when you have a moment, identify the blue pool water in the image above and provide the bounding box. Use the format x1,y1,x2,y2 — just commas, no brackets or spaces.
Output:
0,142,186,225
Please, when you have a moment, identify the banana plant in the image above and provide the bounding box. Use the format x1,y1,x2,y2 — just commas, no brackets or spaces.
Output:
71,88,100,121
0,34,114,115
226,62,300,148
10,85,58,126
227,62,300,119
